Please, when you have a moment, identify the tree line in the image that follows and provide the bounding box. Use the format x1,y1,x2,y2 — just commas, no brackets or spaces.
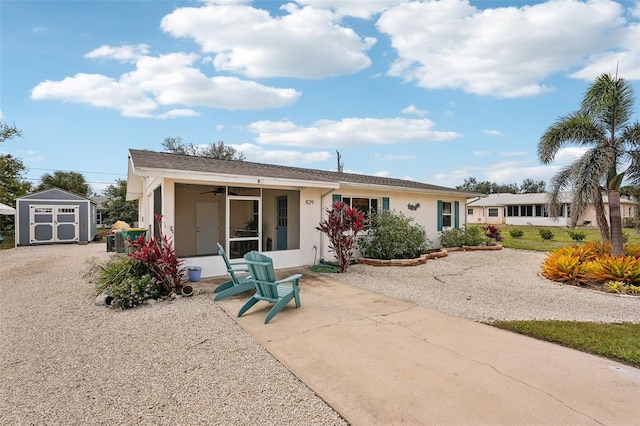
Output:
456,177,546,194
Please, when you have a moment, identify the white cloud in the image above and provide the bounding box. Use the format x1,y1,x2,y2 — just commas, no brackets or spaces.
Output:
232,143,332,165
0,110,4,120
31,49,301,117
473,150,491,157
160,2,376,79
378,0,637,97
569,22,640,80
374,170,392,177
482,130,502,136
248,117,461,147
401,105,428,116
85,44,150,63
553,146,589,164
295,0,401,19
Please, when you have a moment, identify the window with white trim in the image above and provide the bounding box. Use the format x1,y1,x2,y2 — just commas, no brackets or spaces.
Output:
488,208,499,217
442,202,452,227
342,197,379,214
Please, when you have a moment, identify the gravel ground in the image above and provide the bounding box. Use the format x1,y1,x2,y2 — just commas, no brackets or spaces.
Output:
340,248,640,324
2,244,639,425
0,243,347,426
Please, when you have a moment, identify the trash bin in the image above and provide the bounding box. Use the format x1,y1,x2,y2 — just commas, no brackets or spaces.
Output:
113,230,125,253
122,228,148,254
106,234,115,252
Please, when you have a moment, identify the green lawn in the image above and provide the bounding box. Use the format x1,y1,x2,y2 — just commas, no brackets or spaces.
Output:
483,224,640,252
483,224,640,368
491,321,640,368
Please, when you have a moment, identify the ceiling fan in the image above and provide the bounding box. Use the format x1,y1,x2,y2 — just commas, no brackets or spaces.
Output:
199,186,237,196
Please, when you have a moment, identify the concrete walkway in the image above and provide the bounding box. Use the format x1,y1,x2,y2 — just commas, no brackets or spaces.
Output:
211,271,640,425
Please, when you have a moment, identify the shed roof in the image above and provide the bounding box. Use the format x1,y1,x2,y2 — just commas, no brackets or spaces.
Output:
17,188,94,202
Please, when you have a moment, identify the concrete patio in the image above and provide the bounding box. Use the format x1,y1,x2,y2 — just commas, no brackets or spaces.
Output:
197,270,640,425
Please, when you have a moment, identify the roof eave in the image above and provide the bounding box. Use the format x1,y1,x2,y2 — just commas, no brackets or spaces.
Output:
131,166,340,190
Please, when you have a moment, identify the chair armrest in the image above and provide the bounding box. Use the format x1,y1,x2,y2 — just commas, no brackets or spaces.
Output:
275,274,302,286
228,265,250,273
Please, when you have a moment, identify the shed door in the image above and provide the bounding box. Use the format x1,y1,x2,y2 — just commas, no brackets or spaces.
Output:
29,205,79,244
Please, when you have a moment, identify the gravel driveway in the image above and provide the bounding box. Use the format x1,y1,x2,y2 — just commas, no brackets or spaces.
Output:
1,243,638,425
340,248,640,323
0,243,346,425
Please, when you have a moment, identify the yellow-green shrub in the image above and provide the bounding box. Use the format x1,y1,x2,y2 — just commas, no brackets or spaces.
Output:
586,256,640,285
541,252,591,284
542,243,640,291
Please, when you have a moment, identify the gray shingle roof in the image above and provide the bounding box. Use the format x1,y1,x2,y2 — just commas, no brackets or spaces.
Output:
129,149,479,196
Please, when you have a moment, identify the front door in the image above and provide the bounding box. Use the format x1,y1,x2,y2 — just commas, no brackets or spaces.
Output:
276,196,287,250
196,201,218,255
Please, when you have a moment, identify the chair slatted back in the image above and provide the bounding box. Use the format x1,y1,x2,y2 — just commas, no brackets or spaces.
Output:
244,251,278,300
217,243,232,270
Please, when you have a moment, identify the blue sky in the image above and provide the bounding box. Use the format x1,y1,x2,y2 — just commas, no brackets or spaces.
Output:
2,0,639,194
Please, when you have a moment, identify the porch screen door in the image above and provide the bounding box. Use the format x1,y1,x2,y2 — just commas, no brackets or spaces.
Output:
227,197,261,259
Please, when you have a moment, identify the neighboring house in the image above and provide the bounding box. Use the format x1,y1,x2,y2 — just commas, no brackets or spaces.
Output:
126,149,480,278
15,188,98,246
466,192,637,227
90,196,109,227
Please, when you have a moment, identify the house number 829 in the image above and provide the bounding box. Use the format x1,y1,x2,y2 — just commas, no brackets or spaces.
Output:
305,200,314,205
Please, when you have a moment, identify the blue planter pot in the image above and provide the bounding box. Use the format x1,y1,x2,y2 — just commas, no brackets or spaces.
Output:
188,266,202,282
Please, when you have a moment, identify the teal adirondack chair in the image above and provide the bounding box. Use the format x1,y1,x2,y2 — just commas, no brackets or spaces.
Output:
213,243,255,301
238,251,302,324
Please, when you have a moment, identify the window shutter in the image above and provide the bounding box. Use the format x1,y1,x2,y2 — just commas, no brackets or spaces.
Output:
437,200,443,231
382,197,389,211
454,201,460,229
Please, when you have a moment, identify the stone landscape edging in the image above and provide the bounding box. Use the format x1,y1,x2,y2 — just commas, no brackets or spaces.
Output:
357,244,502,266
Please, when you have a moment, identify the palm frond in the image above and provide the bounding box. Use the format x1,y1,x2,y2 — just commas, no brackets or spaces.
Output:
581,73,635,135
538,112,604,164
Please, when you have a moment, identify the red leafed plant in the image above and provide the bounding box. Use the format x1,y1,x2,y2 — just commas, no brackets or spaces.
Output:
316,201,368,273
482,225,504,245
127,214,187,295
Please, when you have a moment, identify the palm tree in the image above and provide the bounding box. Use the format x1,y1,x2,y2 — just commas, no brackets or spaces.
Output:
538,73,640,257
37,171,91,197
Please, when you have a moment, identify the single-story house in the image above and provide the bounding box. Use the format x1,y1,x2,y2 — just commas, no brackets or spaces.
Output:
15,188,98,246
126,149,480,278
466,192,637,227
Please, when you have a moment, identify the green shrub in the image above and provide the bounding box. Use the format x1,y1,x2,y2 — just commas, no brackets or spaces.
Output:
95,256,161,309
623,230,630,244
623,217,638,228
94,214,187,309
358,210,430,259
539,228,555,240
509,228,524,239
567,229,586,241
439,228,466,248
463,226,486,246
